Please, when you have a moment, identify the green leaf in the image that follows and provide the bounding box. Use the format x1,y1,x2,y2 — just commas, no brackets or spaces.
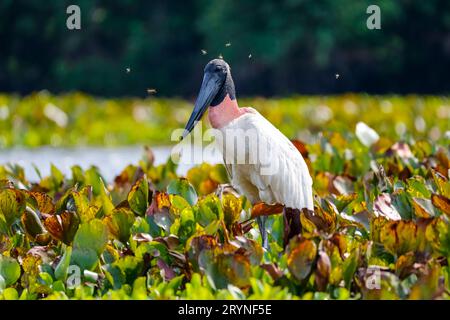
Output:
135,241,168,260
195,194,222,227
55,246,72,281
166,275,184,292
71,165,85,186
0,189,26,232
103,264,125,290
132,277,148,300
85,168,114,216
112,256,144,285
170,195,191,213
0,255,21,286
2,287,19,300
52,280,66,292
84,167,105,196
50,164,64,190
105,208,135,243
342,248,360,289
407,177,432,198
167,179,198,206
71,219,108,270
39,272,53,286
204,220,221,235
71,189,95,222
128,178,149,216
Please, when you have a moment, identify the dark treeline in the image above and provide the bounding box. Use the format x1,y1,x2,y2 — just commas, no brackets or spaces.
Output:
0,0,449,97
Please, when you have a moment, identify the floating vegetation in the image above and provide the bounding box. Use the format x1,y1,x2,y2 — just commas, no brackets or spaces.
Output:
0,121,449,299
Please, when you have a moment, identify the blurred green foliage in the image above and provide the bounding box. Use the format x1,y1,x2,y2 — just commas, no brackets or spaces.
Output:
0,0,449,96
0,92,448,148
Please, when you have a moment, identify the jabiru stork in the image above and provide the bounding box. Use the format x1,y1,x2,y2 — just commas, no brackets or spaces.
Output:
182,59,314,248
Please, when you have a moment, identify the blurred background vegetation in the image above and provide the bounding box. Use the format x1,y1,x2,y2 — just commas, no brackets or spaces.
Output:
0,92,448,148
0,0,449,97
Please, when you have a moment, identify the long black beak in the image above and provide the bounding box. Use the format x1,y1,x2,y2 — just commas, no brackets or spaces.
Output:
182,72,222,140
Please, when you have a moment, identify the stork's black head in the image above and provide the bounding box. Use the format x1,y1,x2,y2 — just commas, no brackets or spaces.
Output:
204,59,236,106
182,59,236,139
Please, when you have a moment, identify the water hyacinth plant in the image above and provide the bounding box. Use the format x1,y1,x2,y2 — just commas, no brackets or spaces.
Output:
0,98,449,299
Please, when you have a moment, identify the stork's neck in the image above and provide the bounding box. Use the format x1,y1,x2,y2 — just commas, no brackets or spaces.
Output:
208,94,245,129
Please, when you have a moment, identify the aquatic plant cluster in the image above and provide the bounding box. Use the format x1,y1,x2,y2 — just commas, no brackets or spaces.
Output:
0,93,449,299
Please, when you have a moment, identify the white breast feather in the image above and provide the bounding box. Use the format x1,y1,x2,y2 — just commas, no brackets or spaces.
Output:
214,109,314,210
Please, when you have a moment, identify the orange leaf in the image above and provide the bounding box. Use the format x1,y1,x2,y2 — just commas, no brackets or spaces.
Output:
431,194,450,216
251,202,284,218
287,238,317,281
291,139,309,158
155,192,171,209
30,192,55,216
44,211,80,245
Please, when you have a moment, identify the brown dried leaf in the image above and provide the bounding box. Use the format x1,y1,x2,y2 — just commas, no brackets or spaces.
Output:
29,192,55,216
251,202,284,218
315,250,331,291
287,237,317,281
291,139,309,159
431,194,450,216
44,211,80,245
412,197,434,218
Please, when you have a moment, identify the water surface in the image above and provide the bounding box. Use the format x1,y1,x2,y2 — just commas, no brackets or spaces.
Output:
0,146,222,182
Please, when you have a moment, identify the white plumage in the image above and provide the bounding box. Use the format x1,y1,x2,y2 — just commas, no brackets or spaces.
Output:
182,59,313,247
213,108,314,211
